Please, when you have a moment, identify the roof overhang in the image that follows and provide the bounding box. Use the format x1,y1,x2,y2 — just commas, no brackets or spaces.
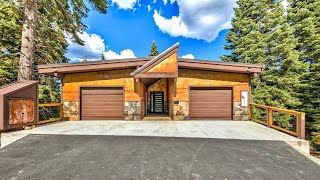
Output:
38,58,151,77
38,43,262,78
38,58,262,77
178,59,262,74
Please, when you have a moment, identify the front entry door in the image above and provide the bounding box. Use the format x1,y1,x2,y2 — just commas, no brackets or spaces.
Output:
150,92,164,113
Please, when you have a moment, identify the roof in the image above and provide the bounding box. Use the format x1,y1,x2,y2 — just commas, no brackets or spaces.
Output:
38,43,262,77
0,81,38,96
130,42,179,77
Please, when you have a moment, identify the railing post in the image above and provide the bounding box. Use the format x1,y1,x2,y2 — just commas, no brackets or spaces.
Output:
248,104,252,120
297,113,305,139
267,108,273,128
59,103,63,120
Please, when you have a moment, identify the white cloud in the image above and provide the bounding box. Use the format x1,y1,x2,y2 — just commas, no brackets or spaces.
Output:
180,54,195,59
104,49,136,59
147,5,152,12
66,32,105,61
162,0,176,5
66,32,136,61
153,0,237,42
111,0,138,10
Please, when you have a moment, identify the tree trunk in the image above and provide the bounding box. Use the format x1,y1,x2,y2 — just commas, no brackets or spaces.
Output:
18,0,37,81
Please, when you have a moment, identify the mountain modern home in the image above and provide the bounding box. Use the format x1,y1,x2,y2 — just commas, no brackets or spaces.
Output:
38,43,262,121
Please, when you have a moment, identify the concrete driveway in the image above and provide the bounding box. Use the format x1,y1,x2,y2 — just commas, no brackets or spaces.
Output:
1,121,309,153
0,134,319,180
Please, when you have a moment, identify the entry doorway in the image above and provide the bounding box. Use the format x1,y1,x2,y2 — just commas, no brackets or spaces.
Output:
150,92,164,113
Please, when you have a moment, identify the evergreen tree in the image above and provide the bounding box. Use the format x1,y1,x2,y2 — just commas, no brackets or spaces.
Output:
288,0,320,149
222,0,306,128
148,41,159,56
0,0,66,103
1,0,68,84
101,52,106,60
18,0,108,81
83,55,88,62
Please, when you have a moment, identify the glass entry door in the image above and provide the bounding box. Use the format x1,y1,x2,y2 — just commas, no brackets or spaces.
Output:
150,92,164,113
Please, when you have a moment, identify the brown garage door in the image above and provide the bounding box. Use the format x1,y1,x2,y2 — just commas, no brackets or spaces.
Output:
80,87,124,120
189,87,232,120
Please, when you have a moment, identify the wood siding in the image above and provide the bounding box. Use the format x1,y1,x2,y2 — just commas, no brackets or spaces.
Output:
147,53,177,73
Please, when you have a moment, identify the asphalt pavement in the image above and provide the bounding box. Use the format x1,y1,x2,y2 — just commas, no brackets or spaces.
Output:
0,134,319,180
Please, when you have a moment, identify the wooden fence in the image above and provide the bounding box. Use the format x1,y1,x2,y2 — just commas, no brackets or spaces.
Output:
38,103,63,125
249,103,305,139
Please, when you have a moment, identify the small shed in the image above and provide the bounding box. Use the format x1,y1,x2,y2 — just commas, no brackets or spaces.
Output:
0,81,38,131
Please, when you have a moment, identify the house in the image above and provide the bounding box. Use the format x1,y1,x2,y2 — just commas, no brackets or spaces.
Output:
38,43,262,121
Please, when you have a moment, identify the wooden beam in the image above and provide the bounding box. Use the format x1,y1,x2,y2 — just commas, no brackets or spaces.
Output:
39,103,62,107
134,72,178,78
37,118,63,125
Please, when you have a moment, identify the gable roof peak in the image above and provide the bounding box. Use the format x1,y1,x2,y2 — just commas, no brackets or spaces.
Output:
130,42,179,77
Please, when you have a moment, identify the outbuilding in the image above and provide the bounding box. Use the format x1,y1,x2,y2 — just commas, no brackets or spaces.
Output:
38,43,262,121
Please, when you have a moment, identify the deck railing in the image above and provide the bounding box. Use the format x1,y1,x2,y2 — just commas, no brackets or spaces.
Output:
249,103,305,139
38,103,63,125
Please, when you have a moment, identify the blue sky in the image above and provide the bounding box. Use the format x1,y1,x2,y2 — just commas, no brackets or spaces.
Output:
66,0,237,62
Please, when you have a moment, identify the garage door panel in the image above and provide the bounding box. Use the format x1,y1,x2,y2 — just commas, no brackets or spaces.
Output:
82,96,123,100
82,112,123,116
81,87,124,120
81,101,123,105
189,103,231,106
81,89,123,94
81,103,124,106
190,88,232,120
81,116,122,120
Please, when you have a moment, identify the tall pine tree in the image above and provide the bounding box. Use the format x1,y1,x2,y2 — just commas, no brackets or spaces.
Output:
288,0,320,149
0,0,66,103
222,0,306,128
148,41,159,56
18,0,108,81
101,52,106,60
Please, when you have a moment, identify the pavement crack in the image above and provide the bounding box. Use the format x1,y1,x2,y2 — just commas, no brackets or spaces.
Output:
198,126,209,137
186,142,204,179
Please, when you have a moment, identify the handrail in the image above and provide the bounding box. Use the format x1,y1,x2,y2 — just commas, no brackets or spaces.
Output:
38,103,63,125
249,103,305,139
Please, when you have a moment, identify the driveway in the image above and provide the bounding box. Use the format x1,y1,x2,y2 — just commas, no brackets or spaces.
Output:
0,134,319,180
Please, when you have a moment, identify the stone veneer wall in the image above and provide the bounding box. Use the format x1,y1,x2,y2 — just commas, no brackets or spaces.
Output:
173,101,189,120
124,101,141,120
234,102,249,120
63,101,78,120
